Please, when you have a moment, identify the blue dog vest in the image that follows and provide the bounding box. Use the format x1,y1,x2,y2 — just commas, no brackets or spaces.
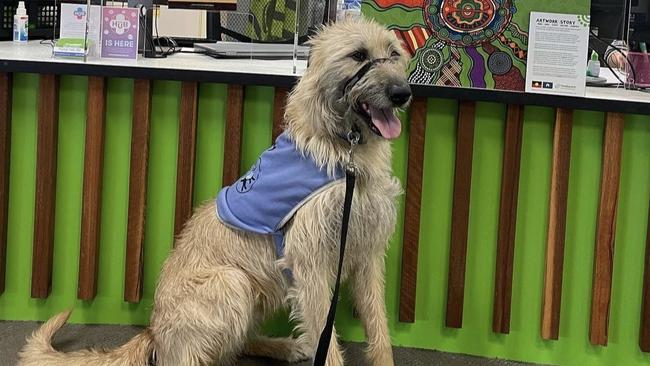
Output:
216,132,345,257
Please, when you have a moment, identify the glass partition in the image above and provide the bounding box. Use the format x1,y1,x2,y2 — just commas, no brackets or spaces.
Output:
40,0,334,72
591,0,650,89
206,0,330,74
626,0,650,89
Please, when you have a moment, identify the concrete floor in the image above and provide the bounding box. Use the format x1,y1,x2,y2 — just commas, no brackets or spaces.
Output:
0,321,547,366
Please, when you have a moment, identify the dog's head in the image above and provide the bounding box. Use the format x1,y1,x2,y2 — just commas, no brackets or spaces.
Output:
297,19,411,142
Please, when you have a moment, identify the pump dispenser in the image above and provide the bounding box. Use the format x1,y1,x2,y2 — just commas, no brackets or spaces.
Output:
13,1,28,43
587,50,600,77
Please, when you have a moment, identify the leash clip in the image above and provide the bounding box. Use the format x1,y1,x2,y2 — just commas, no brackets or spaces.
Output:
346,130,360,174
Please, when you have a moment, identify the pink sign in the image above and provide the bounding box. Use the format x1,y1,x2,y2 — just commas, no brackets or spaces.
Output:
101,7,139,60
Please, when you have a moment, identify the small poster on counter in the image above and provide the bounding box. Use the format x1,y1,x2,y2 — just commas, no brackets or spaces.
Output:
55,4,101,57
525,12,590,96
101,6,139,60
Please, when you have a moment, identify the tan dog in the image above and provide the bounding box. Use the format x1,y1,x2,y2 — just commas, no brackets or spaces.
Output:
18,18,411,366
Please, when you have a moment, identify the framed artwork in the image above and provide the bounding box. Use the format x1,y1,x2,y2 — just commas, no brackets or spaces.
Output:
363,0,591,91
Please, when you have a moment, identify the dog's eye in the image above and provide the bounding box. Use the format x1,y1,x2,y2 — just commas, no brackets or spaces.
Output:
350,50,367,62
391,51,400,58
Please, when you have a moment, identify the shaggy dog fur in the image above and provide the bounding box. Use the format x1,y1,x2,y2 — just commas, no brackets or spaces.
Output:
18,18,411,366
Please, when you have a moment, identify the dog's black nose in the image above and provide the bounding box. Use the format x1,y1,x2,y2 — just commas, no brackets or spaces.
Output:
388,84,412,106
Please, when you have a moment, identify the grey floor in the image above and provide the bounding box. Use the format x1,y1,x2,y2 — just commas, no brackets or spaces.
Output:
0,321,546,366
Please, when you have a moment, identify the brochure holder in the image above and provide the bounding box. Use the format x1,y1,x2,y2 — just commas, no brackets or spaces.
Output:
51,0,101,61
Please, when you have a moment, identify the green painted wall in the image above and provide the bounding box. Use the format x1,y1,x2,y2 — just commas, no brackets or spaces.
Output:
1,74,649,366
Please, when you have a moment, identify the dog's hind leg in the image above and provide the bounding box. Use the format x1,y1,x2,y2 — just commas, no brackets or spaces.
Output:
350,255,395,366
151,266,255,366
243,335,310,362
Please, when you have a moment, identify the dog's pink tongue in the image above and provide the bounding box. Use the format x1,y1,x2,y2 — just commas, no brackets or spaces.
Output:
369,106,402,139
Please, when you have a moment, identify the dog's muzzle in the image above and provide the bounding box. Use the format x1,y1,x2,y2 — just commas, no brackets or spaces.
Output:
342,58,410,141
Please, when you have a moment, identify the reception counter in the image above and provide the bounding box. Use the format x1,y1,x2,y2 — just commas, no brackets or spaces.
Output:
0,41,649,366
1,42,648,113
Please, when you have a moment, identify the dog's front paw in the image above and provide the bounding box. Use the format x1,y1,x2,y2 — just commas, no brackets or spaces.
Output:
285,343,312,363
244,336,312,363
367,348,394,366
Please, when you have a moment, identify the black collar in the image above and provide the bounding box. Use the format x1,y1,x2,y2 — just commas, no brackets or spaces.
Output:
337,123,366,145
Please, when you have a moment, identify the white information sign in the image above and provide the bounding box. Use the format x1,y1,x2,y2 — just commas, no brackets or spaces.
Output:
525,12,591,96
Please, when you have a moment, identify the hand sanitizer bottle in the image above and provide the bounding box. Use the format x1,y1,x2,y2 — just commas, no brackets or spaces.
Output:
587,50,600,77
13,1,28,43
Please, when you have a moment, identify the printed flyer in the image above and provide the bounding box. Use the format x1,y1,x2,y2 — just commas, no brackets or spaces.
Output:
55,4,101,57
525,12,590,96
101,6,139,60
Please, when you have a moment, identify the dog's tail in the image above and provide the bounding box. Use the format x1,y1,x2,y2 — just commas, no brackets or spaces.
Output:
18,309,154,366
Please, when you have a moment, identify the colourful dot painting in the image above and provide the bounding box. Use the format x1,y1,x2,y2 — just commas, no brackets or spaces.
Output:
363,0,590,91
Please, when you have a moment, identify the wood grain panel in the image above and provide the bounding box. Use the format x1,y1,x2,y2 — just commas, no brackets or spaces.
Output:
77,76,107,300
399,97,427,323
541,108,574,340
0,73,12,294
124,79,152,303
492,104,525,334
31,74,59,298
174,81,199,238
590,112,624,346
222,84,244,187
445,100,476,328
640,200,650,352
272,87,289,141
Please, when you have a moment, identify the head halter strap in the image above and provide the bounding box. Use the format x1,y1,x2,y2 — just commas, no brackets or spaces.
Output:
337,57,391,145
343,57,391,95
343,62,373,94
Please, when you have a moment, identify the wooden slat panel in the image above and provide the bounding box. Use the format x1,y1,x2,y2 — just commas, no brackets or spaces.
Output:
174,81,199,238
0,73,12,294
222,84,244,187
31,74,60,298
77,76,107,300
272,87,288,141
640,200,650,352
445,100,476,328
399,97,427,323
124,79,152,303
541,108,574,340
492,104,525,334
590,112,624,346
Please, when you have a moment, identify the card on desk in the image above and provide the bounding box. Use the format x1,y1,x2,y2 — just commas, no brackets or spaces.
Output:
101,7,140,60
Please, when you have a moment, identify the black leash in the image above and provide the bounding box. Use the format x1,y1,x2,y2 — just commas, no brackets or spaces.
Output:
313,131,359,366
314,56,393,364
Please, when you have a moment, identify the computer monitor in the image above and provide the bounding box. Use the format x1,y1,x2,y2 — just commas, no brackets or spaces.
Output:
628,0,650,49
167,0,236,11
205,0,334,44
591,0,650,50
591,0,629,40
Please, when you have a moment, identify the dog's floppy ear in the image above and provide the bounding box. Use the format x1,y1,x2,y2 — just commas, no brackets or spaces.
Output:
304,30,321,69
304,21,333,49
304,30,321,48
305,39,315,68
307,48,312,68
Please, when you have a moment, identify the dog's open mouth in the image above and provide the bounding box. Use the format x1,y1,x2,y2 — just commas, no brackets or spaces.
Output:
358,102,402,140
